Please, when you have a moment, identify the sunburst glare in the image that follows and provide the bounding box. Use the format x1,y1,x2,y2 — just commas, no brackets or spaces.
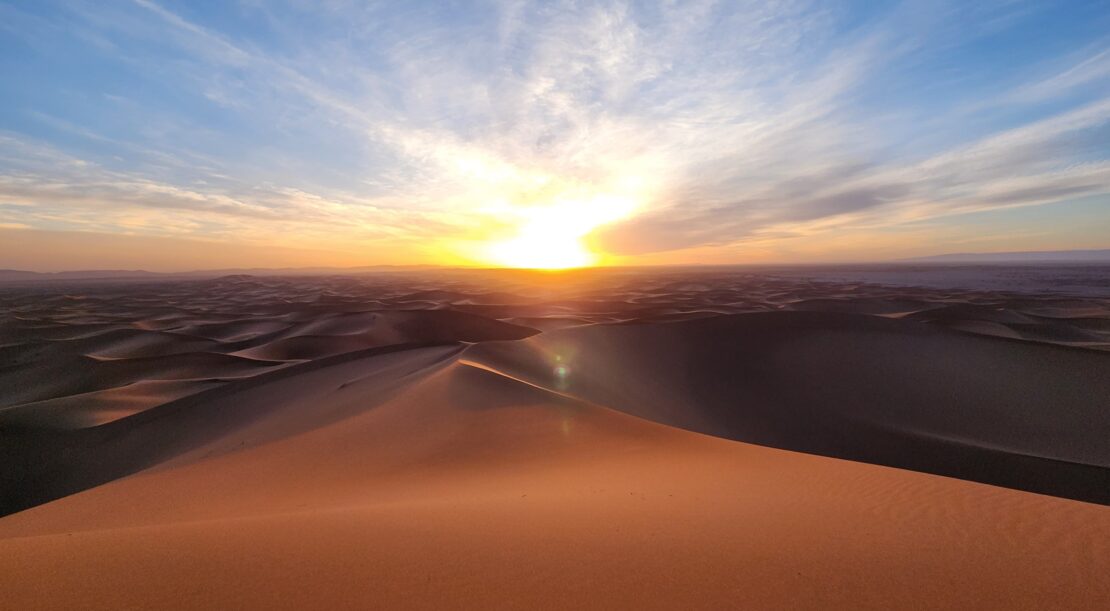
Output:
477,183,645,269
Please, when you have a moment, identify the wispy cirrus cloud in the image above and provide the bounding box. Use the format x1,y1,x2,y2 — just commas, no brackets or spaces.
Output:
0,0,1107,266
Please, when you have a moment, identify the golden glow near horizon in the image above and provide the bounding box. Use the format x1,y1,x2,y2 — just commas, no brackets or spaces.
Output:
439,152,651,269
481,190,640,269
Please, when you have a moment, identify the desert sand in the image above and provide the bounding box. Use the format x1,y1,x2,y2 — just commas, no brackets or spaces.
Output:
1,267,1109,609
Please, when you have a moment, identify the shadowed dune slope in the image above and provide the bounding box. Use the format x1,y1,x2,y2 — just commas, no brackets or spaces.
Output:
0,342,464,516
467,311,1110,503
0,308,537,428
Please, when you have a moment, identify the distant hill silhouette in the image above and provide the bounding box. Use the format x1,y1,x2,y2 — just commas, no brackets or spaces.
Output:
0,265,437,283
902,249,1110,263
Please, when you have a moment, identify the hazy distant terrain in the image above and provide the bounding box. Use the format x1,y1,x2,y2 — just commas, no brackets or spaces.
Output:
904,249,1110,263
767,263,1110,296
5,255,1109,297
0,265,433,283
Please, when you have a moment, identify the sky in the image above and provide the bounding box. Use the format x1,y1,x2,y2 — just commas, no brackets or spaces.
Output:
1,0,1109,271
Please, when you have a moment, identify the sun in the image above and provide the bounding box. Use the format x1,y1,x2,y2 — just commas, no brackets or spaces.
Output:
484,224,596,269
480,192,638,269
434,150,656,269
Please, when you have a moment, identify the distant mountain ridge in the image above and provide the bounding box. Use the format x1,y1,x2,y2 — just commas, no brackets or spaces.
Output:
3,251,1109,283
0,265,436,283
902,249,1110,263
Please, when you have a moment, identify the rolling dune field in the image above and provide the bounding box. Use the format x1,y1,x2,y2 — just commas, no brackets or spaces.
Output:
1,267,1108,609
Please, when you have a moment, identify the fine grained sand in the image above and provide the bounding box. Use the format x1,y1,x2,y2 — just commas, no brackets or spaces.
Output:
1,268,1108,609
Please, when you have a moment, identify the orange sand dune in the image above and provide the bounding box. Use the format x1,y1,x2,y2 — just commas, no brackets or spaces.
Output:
2,342,1109,609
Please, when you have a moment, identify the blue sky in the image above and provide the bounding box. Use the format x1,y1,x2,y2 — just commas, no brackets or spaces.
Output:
1,0,1108,269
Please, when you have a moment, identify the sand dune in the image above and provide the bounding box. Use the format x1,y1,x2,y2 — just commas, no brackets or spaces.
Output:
469,311,1110,502
0,351,282,411
1,338,1108,609
1,268,1108,608
0,379,224,429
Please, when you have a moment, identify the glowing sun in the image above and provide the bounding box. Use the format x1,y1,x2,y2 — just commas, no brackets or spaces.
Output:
436,149,656,269
480,191,641,269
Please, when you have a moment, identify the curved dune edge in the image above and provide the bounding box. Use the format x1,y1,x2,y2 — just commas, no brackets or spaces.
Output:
467,310,1110,503
0,340,1108,610
0,308,537,420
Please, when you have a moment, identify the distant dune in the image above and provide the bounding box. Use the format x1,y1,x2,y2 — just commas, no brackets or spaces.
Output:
0,269,161,282
1,269,1108,609
903,249,1110,263
4,251,1110,283
0,265,437,283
